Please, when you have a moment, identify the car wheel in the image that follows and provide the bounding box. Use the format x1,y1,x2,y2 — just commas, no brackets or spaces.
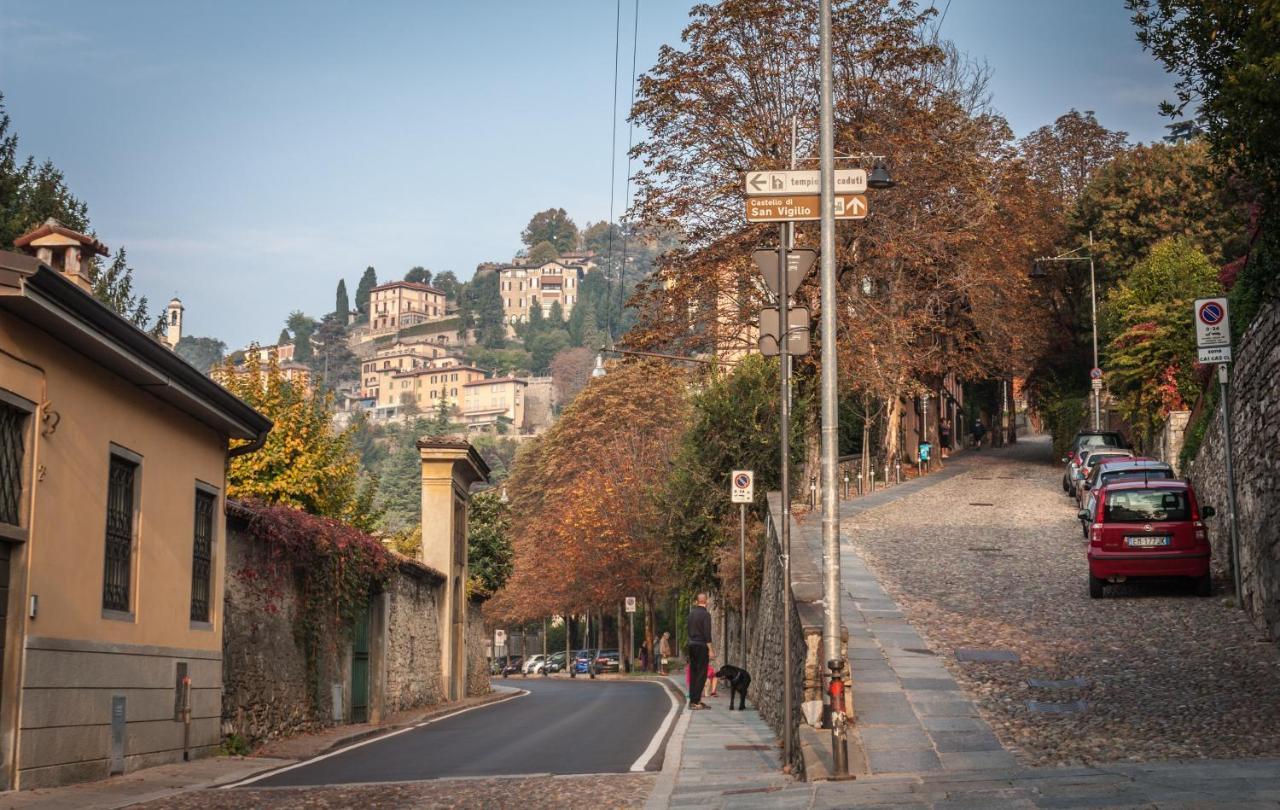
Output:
1194,574,1212,597
1089,575,1105,599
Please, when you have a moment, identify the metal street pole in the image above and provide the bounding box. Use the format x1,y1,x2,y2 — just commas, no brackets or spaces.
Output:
1219,364,1242,603
1089,231,1100,430
818,0,849,778
740,502,747,665
778,115,799,772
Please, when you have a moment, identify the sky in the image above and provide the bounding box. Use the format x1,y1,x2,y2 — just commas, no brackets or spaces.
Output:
0,1,1179,348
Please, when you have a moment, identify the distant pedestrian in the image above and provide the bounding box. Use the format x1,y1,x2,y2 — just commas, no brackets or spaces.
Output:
940,419,952,458
658,632,671,675
971,418,986,450
639,642,649,672
686,594,713,709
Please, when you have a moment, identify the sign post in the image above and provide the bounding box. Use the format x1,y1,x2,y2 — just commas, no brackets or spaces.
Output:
731,471,754,666
1195,297,1240,602
624,597,636,672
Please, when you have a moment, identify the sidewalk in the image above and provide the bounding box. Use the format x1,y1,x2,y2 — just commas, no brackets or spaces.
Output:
0,686,520,810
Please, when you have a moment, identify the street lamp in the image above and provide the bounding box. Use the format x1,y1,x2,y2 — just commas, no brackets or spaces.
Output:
867,159,895,190
1032,231,1101,430
591,353,607,378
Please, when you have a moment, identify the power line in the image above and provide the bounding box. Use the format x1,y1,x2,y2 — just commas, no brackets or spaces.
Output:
605,0,623,340
615,0,641,343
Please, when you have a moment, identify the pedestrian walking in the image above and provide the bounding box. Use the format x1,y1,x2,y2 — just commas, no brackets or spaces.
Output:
639,642,649,672
940,418,952,458
686,594,713,709
971,417,986,450
658,632,671,676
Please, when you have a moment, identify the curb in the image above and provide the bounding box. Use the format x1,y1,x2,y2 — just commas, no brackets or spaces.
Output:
311,688,520,757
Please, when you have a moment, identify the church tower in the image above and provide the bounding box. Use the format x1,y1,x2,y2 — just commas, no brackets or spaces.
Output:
164,297,184,349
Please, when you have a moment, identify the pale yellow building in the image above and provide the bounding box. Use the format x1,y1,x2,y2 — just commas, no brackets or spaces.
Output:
375,364,487,416
460,376,527,433
0,233,271,789
498,260,587,333
369,281,447,336
358,342,450,399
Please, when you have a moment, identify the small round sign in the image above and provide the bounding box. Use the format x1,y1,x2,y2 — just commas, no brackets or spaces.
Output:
1089,367,1102,380
734,473,751,489
1199,300,1225,325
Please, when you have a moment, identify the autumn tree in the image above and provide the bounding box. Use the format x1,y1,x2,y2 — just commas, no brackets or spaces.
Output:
219,352,377,531
522,208,579,253
526,240,560,265
1020,109,1130,211
549,346,595,405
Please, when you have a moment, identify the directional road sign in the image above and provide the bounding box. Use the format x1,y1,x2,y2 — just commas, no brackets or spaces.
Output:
745,194,868,223
753,248,817,297
1194,297,1231,349
731,470,754,504
759,305,811,355
744,169,868,196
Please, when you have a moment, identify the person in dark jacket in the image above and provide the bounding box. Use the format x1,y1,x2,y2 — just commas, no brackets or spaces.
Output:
686,593,714,709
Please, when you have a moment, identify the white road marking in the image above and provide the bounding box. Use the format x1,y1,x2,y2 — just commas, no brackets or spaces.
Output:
631,681,681,772
220,688,529,789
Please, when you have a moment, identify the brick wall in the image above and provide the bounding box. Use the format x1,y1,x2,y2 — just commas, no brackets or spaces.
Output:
1186,295,1280,639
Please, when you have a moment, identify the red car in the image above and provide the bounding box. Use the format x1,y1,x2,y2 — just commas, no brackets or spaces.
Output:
1080,480,1216,599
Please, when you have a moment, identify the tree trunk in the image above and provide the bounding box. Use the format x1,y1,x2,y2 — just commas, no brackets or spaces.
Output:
883,394,903,469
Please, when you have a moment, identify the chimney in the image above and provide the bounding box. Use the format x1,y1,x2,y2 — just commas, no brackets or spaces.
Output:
165,297,184,349
12,218,108,292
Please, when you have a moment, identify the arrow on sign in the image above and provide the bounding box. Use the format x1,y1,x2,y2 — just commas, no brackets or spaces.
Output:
748,173,768,192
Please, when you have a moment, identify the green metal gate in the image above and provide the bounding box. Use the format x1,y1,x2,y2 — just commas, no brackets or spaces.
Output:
351,600,370,723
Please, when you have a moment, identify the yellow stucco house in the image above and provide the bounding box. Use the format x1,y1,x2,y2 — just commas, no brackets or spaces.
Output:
0,225,271,789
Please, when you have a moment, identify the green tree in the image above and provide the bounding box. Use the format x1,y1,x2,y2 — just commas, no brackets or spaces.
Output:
526,240,560,265
404,266,432,285
219,353,374,530
464,271,506,348
286,311,317,363
93,248,158,332
334,278,350,318
355,266,378,317
527,331,571,375
174,336,226,373
547,301,565,325
373,408,456,532
521,208,579,253
1104,238,1222,447
467,490,514,599
309,312,358,389
433,270,460,301
0,94,90,248
277,328,291,345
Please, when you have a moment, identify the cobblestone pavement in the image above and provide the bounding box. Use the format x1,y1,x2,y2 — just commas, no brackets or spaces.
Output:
842,436,1280,767
133,773,655,809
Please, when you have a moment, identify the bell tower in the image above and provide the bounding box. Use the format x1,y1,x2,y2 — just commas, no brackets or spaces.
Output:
165,297,184,349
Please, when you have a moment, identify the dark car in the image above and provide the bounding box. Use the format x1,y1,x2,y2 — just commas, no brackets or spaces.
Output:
1081,480,1215,598
543,650,567,673
1075,456,1167,508
572,649,598,674
594,649,621,673
1063,431,1127,492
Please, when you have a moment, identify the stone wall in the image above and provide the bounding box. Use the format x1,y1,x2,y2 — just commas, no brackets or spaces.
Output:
382,561,446,714
1186,295,1280,639
1153,410,1190,474
466,599,492,697
745,495,809,775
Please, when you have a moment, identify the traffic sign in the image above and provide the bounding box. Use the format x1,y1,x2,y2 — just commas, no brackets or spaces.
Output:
625,597,637,613
744,169,867,196
745,194,868,223
759,306,811,355
1194,297,1231,348
1091,378,1103,391
494,629,506,646
752,248,817,297
731,470,755,503
1089,367,1102,380
1198,345,1233,364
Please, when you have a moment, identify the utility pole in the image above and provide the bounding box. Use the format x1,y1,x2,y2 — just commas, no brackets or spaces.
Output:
818,0,849,778
779,117,797,772
1089,231,1100,430
1219,364,1242,603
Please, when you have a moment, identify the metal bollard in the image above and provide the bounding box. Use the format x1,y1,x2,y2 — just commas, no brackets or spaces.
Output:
828,658,851,778
856,472,863,496
869,470,875,492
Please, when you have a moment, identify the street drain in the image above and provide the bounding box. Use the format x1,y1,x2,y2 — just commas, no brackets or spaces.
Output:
725,744,772,751
956,648,1020,663
968,502,995,506
968,546,1004,552
1027,699,1087,714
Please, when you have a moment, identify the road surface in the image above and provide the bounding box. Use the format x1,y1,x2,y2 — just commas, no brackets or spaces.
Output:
244,678,676,787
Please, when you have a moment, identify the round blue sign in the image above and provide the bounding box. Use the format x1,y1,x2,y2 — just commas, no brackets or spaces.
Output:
1199,301,1224,325
734,473,750,488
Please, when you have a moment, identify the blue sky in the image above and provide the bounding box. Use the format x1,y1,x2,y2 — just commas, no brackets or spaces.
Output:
1,1,1178,348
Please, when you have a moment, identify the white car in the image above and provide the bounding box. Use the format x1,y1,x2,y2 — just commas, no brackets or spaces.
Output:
522,654,547,674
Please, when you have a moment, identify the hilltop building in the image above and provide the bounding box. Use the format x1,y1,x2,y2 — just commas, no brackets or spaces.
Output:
369,280,447,336
498,259,589,334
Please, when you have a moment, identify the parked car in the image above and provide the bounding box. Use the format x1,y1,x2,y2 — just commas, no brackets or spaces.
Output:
1077,458,1174,510
1062,431,1128,492
542,650,567,673
572,649,598,674
522,654,547,675
1070,448,1134,497
500,656,524,677
1080,480,1215,598
595,649,621,673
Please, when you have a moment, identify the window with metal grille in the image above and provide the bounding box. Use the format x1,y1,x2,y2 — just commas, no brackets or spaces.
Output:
0,401,26,529
190,489,215,622
103,455,137,612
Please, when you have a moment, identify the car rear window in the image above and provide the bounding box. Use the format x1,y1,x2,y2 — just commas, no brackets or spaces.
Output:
1101,470,1172,486
1079,434,1123,449
1104,490,1190,522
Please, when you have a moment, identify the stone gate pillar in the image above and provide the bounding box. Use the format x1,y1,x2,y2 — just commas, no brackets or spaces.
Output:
417,438,490,701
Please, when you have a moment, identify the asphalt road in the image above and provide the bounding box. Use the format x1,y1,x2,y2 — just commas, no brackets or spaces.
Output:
247,678,676,787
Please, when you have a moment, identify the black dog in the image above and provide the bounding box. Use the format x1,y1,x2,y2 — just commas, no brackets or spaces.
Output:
715,664,751,710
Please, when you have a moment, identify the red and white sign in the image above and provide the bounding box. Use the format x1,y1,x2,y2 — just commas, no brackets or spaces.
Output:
731,470,754,503
1194,297,1231,349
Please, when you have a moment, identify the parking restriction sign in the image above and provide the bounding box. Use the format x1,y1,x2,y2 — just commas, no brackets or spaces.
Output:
731,470,754,503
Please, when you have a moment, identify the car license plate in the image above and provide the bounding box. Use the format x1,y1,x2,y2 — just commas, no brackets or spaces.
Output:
1125,535,1170,548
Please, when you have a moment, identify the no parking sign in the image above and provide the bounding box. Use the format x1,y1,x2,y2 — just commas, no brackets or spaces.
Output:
731,470,754,503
